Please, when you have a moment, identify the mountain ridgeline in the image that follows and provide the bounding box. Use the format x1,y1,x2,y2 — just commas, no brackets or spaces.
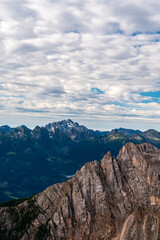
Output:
0,119,160,203
1,142,160,240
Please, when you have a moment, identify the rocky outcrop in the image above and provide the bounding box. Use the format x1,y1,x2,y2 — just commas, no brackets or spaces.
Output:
0,142,160,240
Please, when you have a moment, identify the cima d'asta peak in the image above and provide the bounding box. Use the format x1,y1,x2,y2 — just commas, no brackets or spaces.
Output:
1,142,160,240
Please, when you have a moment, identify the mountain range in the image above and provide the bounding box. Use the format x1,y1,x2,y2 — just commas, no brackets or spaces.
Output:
0,142,160,240
0,119,160,203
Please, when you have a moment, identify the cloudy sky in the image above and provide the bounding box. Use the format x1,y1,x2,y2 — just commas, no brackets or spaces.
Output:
0,0,160,130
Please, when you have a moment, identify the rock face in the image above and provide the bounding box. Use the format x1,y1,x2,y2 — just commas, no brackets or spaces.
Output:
0,142,160,240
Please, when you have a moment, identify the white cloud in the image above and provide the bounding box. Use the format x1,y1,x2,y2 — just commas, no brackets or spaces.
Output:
0,0,160,129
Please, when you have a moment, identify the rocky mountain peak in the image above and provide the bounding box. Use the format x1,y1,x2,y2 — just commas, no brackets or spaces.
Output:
118,142,160,162
45,119,93,142
0,125,12,133
1,142,160,239
142,129,160,140
45,119,81,132
65,118,76,126
112,128,141,137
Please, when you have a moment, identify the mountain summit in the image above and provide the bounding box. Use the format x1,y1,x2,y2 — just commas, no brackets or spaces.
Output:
45,119,108,142
45,119,77,132
1,142,160,239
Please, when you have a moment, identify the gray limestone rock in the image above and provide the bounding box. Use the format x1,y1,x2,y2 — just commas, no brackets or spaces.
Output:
0,142,160,240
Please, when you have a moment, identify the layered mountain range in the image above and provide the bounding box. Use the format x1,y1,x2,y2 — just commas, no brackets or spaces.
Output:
0,142,160,240
0,119,160,203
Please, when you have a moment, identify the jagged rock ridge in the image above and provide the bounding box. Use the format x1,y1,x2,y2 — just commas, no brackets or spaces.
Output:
1,142,160,240
45,119,108,142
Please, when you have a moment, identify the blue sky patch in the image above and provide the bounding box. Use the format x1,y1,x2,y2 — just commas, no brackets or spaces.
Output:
73,30,80,34
132,31,160,36
151,39,159,42
140,91,160,103
133,44,143,48
132,31,143,36
140,91,160,98
91,88,104,94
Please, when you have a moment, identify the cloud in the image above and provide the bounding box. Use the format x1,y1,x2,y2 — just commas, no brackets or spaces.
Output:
0,0,160,129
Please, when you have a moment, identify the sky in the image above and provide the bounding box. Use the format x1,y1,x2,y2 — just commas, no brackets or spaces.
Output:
0,0,160,131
